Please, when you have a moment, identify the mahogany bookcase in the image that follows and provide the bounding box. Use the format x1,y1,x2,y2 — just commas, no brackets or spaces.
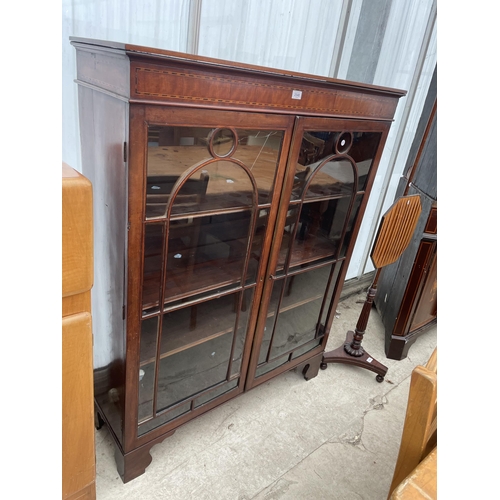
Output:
71,37,405,482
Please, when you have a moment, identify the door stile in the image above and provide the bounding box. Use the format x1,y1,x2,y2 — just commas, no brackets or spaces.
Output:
244,116,306,389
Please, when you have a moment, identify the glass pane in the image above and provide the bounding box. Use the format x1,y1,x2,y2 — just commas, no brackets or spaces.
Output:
193,379,239,408
146,174,188,219
279,265,331,312
165,211,251,302
146,126,283,218
165,285,241,311
142,224,164,313
230,288,255,376
160,293,239,357
268,266,331,359
291,338,322,360
291,131,382,201
138,401,191,436
157,332,233,411
241,130,283,204
258,278,285,364
320,261,343,329
269,297,323,359
304,159,355,199
349,132,381,191
138,317,159,422
339,194,363,258
247,208,269,285
276,205,300,274
171,161,254,215
290,198,351,267
255,356,288,377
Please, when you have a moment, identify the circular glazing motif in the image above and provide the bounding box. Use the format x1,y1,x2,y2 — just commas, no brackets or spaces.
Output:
208,128,238,158
335,132,353,154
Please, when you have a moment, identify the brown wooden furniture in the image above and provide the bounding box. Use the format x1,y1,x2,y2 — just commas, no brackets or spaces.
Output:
389,447,437,499
376,69,437,360
62,164,96,500
387,348,437,498
321,195,422,381
71,37,405,483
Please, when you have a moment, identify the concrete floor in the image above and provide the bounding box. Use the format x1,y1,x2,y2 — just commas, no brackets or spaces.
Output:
94,290,437,500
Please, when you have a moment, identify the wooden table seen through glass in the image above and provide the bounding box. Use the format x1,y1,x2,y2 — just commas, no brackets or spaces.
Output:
138,122,286,436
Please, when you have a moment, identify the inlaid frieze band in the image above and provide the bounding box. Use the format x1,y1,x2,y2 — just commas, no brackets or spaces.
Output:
132,65,397,120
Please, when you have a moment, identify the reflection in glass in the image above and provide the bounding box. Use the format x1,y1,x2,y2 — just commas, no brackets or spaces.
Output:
279,265,331,311
296,131,380,168
290,131,382,200
258,278,285,364
170,161,254,215
146,171,208,219
231,288,255,376
336,132,353,154
255,356,288,377
269,266,331,359
157,332,233,411
160,294,238,356
348,132,381,191
193,379,238,408
209,128,236,157
142,224,164,313
304,159,355,199
164,211,252,302
339,194,363,258
138,401,191,436
247,208,269,285
276,205,300,273
288,196,354,268
138,317,159,422
269,299,321,359
146,126,284,217
291,338,322,359
320,262,343,329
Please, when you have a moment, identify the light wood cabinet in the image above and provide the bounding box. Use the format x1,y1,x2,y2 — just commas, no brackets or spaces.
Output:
71,37,405,482
62,164,96,500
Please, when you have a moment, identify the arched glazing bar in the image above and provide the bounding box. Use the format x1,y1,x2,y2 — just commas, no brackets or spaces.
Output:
146,127,264,420
259,149,360,368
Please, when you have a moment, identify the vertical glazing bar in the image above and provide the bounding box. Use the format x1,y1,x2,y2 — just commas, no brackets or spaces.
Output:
151,219,169,417
331,156,359,262
264,278,285,363
316,263,337,337
226,289,244,380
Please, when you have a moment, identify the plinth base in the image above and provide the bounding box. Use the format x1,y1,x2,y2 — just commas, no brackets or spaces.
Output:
321,331,388,382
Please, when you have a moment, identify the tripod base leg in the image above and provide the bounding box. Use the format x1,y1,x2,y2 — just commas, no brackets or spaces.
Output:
321,331,388,382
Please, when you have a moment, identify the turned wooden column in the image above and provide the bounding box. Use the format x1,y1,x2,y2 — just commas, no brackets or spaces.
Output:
344,269,381,357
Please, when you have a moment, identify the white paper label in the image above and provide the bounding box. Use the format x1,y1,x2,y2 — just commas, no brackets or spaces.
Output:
292,90,302,100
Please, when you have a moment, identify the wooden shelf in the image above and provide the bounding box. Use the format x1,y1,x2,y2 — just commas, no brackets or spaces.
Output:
276,232,338,272
140,290,242,365
139,330,236,413
140,327,234,367
145,143,282,219
142,256,258,311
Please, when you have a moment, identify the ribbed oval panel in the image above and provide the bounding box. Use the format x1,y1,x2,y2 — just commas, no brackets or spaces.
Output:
371,194,422,269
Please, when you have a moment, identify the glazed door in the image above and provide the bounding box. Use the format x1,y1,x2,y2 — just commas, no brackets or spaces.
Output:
246,117,389,388
127,107,389,446
127,105,295,444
